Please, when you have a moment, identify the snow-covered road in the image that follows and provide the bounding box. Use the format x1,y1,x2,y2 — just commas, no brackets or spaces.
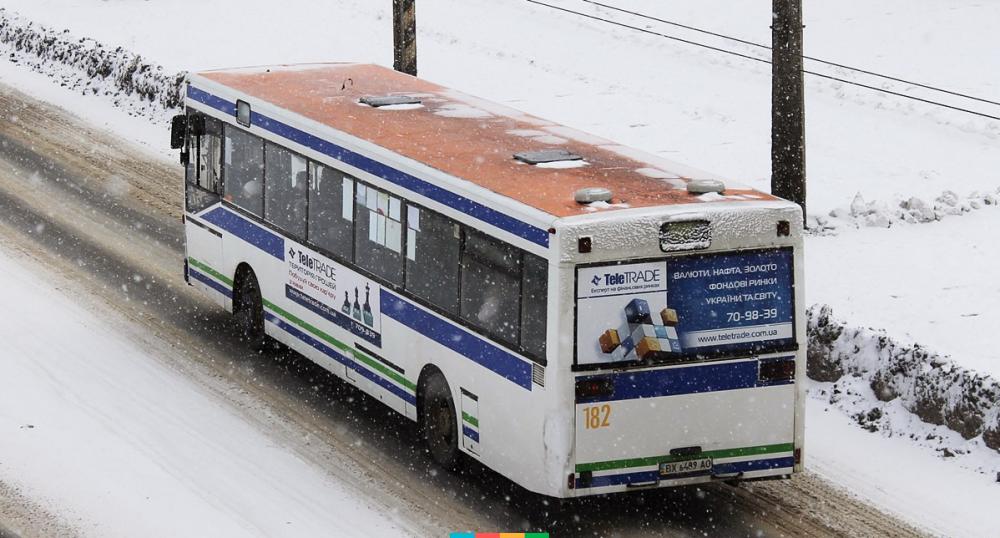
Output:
0,79,922,537
0,246,416,538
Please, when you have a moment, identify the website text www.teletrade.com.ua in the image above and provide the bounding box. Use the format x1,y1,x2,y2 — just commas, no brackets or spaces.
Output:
694,327,779,344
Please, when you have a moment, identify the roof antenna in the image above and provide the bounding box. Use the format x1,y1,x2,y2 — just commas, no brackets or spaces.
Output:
341,77,354,91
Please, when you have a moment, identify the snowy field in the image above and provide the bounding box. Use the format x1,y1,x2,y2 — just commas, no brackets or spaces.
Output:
808,209,1000,376
1,0,999,535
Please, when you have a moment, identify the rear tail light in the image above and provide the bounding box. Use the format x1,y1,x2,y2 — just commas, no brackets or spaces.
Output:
794,447,802,465
777,220,791,237
759,357,796,382
575,377,614,400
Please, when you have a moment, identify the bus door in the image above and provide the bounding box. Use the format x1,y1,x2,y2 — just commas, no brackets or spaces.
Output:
183,114,224,301
572,250,798,488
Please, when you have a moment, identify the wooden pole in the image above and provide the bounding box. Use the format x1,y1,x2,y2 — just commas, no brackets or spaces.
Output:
772,0,806,217
393,0,417,76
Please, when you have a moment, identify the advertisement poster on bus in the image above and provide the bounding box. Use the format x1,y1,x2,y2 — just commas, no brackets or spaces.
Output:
576,249,794,365
285,243,382,347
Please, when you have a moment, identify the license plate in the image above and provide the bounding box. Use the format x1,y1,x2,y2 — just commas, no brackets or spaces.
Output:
659,457,713,476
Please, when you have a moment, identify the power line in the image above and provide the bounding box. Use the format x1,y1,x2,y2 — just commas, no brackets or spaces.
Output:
583,0,1000,109
526,0,771,66
524,0,1000,122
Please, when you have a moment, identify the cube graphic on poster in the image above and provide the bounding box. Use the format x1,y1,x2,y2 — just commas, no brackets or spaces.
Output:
598,299,682,362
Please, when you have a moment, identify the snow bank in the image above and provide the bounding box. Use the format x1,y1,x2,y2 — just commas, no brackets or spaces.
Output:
0,8,182,122
808,187,1000,234
808,304,1000,453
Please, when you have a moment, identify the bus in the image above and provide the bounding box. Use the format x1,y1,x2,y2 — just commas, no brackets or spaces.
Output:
171,63,805,497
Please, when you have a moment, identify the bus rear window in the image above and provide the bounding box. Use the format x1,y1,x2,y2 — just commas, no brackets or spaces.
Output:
575,248,794,367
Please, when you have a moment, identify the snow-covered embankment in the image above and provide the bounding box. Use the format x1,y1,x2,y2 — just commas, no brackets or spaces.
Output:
0,8,182,122
809,305,1000,453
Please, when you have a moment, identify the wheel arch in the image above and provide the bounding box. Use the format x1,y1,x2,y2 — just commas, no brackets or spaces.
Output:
416,363,447,426
230,262,255,310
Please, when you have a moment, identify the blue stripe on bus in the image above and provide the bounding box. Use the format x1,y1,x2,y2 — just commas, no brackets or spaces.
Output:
264,311,417,405
380,290,534,390
200,206,285,260
576,456,794,489
462,425,480,443
187,85,550,248
189,267,233,298
575,360,793,404
187,86,236,116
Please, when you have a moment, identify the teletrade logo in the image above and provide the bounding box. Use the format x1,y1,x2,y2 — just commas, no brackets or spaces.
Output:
595,268,661,287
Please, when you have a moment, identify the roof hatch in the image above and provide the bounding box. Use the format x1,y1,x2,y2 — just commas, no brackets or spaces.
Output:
513,148,583,165
360,95,422,107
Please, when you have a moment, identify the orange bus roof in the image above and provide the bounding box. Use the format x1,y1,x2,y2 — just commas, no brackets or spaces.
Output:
197,63,777,218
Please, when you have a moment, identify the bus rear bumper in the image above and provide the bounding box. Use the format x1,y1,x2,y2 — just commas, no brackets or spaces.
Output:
566,457,794,497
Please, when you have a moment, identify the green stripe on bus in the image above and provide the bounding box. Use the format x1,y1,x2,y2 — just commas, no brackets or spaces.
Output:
188,258,415,393
462,412,479,428
188,257,234,286
262,298,417,393
575,442,794,473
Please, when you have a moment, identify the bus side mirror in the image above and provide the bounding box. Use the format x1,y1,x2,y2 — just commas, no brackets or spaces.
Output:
189,115,206,137
170,114,187,149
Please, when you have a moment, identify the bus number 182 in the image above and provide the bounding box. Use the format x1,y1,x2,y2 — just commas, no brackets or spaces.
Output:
583,404,611,430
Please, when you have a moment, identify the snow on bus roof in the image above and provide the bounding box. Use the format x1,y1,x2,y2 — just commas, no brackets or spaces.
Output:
196,63,776,218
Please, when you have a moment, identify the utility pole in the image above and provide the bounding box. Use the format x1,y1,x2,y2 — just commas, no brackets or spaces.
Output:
393,0,417,76
771,0,806,218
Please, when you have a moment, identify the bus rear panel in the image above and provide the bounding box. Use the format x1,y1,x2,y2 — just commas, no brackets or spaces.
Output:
561,203,804,495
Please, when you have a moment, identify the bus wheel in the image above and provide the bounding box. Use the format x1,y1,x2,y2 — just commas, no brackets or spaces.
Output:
233,268,266,350
421,372,460,471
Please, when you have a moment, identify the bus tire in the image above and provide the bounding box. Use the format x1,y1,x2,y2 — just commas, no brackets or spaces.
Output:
233,267,267,351
421,371,460,471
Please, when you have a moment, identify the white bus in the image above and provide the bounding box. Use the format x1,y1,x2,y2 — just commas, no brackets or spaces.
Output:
172,63,805,497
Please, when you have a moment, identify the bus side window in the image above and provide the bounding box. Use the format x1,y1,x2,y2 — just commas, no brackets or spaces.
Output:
460,229,521,345
405,205,460,314
520,253,548,359
308,162,355,261
222,125,264,217
354,183,404,285
264,141,307,239
184,114,222,212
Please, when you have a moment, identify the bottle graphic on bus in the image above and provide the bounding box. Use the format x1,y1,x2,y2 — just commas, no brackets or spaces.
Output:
352,287,362,321
341,291,351,315
363,284,374,327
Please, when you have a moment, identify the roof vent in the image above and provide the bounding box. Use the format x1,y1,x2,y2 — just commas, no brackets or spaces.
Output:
514,148,582,165
360,95,422,107
686,179,726,195
575,187,613,204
